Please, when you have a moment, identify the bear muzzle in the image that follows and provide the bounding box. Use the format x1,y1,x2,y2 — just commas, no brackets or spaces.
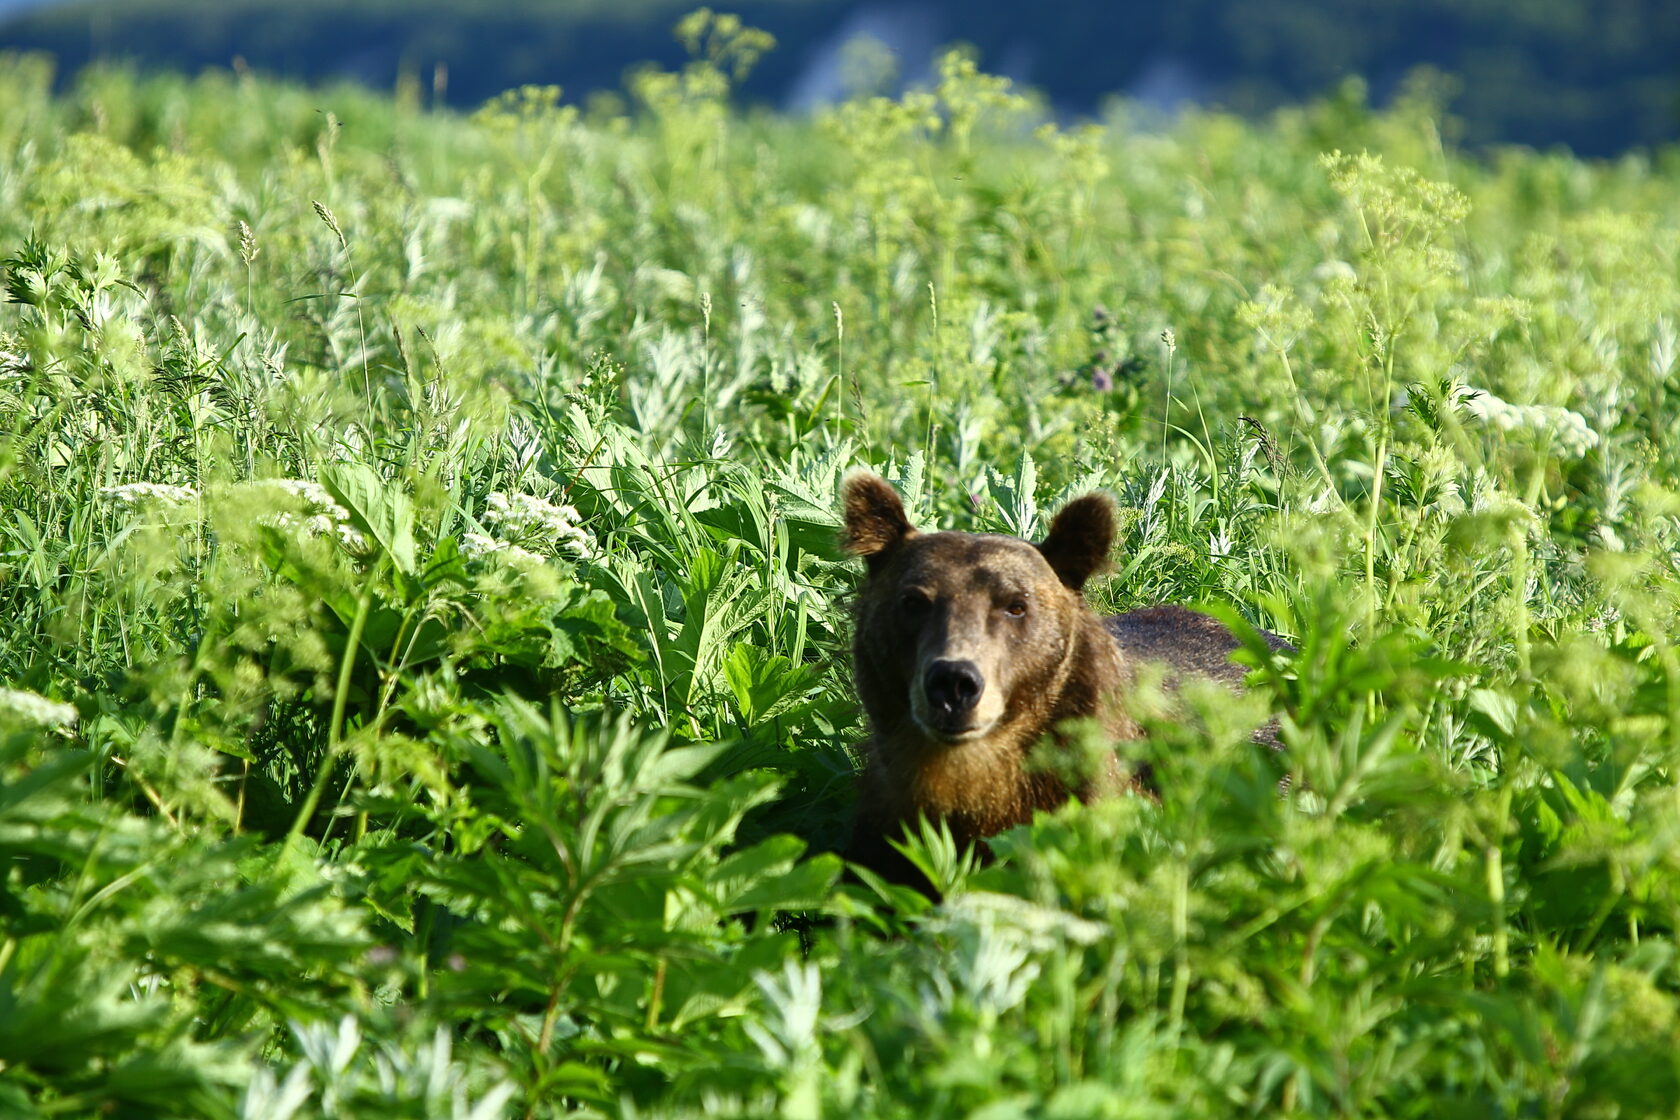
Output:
915,659,995,741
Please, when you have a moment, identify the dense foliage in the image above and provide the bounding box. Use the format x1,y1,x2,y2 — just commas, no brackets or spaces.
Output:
4,0,1678,154
4,18,1680,1115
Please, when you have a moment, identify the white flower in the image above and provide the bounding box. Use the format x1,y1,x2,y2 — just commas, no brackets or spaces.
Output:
484,491,576,533
1463,387,1600,458
268,511,368,552
103,482,199,505
246,479,351,521
0,687,77,731
461,532,545,567
243,479,366,552
481,491,592,558
460,532,504,558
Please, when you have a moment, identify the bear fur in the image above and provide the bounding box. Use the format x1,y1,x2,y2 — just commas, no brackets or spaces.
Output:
841,469,1286,888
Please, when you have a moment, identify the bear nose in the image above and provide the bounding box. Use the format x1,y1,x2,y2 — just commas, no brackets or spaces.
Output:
925,659,984,716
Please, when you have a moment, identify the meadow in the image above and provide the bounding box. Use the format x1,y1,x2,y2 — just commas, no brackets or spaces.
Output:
4,15,1680,1116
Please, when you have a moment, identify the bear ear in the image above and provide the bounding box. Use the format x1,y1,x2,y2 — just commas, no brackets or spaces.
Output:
1037,493,1116,592
841,470,917,572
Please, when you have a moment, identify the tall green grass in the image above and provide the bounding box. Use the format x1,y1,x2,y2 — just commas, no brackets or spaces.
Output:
3,15,1680,1115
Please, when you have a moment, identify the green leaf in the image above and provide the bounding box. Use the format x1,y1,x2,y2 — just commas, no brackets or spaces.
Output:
722,643,823,727
322,462,417,577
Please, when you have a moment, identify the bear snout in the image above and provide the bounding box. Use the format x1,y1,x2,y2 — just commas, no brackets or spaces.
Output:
924,659,984,718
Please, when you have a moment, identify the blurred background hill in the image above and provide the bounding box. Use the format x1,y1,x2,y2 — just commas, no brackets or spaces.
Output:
0,0,1676,155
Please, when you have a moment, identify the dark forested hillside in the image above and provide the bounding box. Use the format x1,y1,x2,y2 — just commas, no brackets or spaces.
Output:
2,0,1677,154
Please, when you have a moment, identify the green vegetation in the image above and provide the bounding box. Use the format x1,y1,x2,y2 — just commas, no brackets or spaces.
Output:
3,16,1680,1115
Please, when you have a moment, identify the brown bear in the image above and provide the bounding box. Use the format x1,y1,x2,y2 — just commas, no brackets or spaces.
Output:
841,469,1286,890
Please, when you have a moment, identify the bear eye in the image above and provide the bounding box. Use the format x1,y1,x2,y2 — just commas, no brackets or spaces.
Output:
899,590,932,614
1003,598,1028,618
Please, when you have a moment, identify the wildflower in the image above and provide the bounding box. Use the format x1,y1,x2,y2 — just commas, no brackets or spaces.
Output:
1462,387,1599,457
1091,367,1114,392
460,532,503,558
103,482,199,505
269,512,368,552
248,478,351,520
483,491,592,557
0,686,77,731
243,479,367,552
461,532,545,567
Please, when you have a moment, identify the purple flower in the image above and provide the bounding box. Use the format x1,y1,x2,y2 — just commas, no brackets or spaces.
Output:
1091,367,1114,392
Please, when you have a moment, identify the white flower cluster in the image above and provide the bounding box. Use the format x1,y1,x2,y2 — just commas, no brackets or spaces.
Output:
460,532,546,567
250,478,350,519
0,686,77,731
482,491,592,557
103,482,199,505
1463,388,1600,458
246,479,368,552
269,512,369,551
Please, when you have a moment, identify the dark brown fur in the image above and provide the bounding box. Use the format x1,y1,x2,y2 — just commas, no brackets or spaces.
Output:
841,471,1286,889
